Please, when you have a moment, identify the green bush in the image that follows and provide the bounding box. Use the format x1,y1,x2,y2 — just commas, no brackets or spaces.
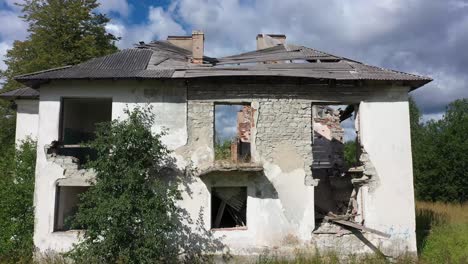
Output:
0,140,36,263
215,139,232,160
66,107,182,263
67,107,222,263
343,141,358,168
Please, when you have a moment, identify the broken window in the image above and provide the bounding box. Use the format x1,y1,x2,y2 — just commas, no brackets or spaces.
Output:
214,104,252,162
60,98,112,145
54,186,89,231
312,105,357,223
211,187,247,229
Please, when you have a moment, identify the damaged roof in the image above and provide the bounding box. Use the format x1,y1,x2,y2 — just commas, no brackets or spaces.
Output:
14,41,432,89
0,87,39,99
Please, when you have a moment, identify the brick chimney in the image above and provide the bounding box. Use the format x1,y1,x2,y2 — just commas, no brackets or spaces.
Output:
191,30,204,64
166,30,205,64
256,34,286,50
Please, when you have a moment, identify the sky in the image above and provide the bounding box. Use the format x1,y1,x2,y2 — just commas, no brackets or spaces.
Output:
1,0,467,136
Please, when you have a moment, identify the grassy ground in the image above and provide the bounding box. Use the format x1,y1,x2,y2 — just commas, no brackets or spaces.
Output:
416,201,468,264
257,202,468,264
3,202,467,263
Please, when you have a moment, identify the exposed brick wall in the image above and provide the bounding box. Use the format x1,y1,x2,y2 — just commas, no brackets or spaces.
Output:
186,84,314,184
256,99,313,181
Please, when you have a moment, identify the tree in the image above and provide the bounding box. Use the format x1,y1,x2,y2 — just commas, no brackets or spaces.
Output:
343,140,358,168
0,140,36,263
1,0,119,91
0,104,16,156
68,107,183,263
412,99,468,202
0,0,119,212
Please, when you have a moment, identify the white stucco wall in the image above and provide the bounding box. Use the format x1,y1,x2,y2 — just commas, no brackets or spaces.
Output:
31,80,417,256
358,95,417,253
33,80,188,251
15,99,39,143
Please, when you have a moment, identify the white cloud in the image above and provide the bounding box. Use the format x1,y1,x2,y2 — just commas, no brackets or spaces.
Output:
163,0,467,116
411,69,468,115
113,6,186,49
0,41,11,71
421,113,444,123
98,0,130,17
0,6,27,74
105,22,125,38
0,9,28,41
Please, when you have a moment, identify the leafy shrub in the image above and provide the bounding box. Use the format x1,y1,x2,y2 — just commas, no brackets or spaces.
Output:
66,107,223,263
215,139,232,160
67,107,183,263
0,140,36,263
343,140,358,168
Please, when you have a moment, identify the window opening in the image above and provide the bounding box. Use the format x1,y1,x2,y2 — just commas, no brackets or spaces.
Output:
211,187,247,229
54,186,89,231
60,98,112,145
214,104,252,163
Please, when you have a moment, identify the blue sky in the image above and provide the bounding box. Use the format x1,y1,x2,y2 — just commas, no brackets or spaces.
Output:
1,0,467,128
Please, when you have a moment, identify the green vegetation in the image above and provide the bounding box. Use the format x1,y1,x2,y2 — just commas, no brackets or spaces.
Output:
66,107,182,263
215,138,232,160
416,201,468,264
343,141,358,168
0,0,120,196
411,98,468,202
0,140,36,263
0,2,119,262
1,0,119,91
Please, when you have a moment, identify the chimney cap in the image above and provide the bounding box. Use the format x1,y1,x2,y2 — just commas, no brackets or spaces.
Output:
192,30,204,35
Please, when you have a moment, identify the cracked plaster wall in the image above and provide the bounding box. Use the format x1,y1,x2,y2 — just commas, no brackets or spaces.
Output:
30,80,417,256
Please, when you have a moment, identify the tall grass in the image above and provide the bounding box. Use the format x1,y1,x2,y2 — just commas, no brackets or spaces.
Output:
416,201,468,264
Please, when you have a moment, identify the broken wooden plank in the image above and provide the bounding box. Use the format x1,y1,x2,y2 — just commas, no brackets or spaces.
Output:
330,219,391,238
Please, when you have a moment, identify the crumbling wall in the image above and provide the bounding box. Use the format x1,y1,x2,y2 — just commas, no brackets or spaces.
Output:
32,80,418,257
32,80,188,253
176,84,315,253
357,100,417,253
256,99,313,182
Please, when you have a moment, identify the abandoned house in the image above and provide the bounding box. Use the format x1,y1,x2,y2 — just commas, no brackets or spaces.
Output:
0,32,432,257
